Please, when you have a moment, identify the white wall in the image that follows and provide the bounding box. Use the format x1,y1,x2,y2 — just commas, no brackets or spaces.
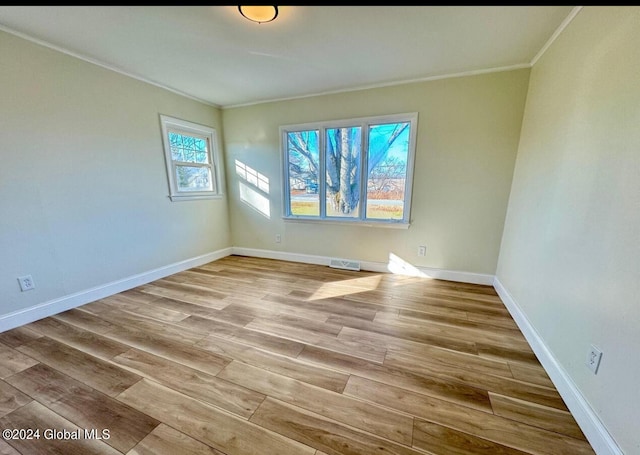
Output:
0,30,230,318
496,7,640,454
2,6,636,452
223,69,530,277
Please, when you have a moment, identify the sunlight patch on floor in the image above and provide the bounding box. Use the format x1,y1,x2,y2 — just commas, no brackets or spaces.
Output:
309,275,383,300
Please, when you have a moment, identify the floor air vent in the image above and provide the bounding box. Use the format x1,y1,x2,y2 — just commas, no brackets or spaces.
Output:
329,258,361,271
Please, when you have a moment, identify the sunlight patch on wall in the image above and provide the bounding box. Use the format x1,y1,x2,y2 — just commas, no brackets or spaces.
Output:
239,181,270,218
309,275,382,300
236,159,269,193
387,253,429,278
236,159,270,218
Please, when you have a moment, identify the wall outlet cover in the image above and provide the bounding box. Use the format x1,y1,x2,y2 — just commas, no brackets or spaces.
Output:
18,275,36,292
586,345,603,374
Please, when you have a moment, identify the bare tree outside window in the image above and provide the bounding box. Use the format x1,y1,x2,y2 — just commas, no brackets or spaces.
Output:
283,114,416,224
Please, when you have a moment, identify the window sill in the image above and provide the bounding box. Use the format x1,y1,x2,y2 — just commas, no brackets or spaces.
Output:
169,194,223,202
283,217,410,229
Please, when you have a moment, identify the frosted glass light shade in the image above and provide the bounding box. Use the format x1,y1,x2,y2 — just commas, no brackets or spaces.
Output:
238,6,278,24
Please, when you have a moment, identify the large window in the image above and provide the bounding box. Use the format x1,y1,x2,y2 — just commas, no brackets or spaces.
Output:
160,115,221,201
282,113,417,226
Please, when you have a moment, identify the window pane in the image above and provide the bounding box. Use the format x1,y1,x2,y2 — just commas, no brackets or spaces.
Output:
169,132,183,161
366,122,410,220
326,126,361,218
176,166,213,192
169,131,209,164
287,130,319,216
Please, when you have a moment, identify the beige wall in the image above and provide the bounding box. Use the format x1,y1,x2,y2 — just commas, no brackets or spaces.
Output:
497,7,640,453
0,30,230,315
2,6,636,451
223,69,530,275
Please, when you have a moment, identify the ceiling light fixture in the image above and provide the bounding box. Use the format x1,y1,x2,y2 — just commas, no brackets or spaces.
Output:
238,6,278,24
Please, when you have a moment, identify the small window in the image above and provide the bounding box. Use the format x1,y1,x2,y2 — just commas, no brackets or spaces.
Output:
282,113,417,226
160,115,221,201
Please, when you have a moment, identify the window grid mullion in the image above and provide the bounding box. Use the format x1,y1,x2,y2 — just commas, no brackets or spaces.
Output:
319,127,326,218
360,123,368,221
173,161,211,168
282,130,290,217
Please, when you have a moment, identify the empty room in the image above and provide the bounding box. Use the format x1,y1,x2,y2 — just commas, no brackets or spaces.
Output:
0,5,637,455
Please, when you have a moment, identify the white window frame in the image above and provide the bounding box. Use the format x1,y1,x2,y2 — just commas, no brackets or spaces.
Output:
160,114,222,201
281,112,418,228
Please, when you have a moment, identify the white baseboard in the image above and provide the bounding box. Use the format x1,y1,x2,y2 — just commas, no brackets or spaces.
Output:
413,265,493,285
493,277,622,455
0,248,233,333
232,247,330,267
232,247,494,285
0,245,493,334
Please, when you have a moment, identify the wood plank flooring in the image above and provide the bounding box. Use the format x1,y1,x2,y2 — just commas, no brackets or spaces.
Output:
0,255,595,454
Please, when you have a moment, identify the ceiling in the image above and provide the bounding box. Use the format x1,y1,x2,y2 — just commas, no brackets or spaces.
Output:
0,6,576,108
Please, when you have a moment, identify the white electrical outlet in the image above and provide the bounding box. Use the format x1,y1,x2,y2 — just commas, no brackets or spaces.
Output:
586,345,603,374
18,275,35,292
418,245,427,256
275,234,281,243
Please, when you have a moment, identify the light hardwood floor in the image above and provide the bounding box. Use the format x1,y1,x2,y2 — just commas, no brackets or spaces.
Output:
0,255,596,454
